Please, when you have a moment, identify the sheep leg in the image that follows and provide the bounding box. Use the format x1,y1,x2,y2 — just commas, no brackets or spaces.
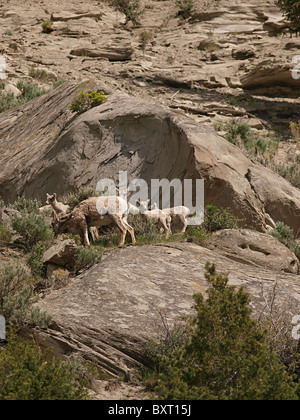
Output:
122,217,136,244
112,216,127,247
80,222,90,246
167,217,172,236
180,216,187,233
89,227,100,242
160,220,170,238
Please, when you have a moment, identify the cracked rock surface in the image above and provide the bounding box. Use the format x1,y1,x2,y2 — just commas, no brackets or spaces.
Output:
35,242,300,378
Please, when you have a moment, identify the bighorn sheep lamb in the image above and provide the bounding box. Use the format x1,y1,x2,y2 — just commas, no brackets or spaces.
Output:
46,193,70,216
151,203,191,233
46,193,100,242
137,199,172,238
52,196,136,247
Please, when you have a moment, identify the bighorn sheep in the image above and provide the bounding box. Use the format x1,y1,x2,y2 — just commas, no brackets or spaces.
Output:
46,193,70,216
137,199,172,238
151,203,191,233
52,196,136,247
46,193,100,242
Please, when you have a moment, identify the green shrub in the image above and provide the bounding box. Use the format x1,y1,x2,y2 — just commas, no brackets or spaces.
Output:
128,213,160,244
0,90,20,113
278,0,300,34
290,120,300,140
225,121,251,144
52,77,68,89
185,226,208,245
69,90,107,115
41,20,55,33
10,197,41,214
0,262,51,328
203,204,240,232
256,284,300,381
145,263,299,400
64,187,101,211
10,212,54,251
110,0,144,25
175,0,196,19
0,81,46,113
269,222,299,255
27,242,46,278
0,329,87,400
72,245,102,274
0,225,12,243
140,30,154,51
223,122,279,163
29,67,53,83
273,162,300,189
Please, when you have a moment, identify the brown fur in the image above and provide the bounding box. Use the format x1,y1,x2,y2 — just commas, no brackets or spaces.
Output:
52,196,136,247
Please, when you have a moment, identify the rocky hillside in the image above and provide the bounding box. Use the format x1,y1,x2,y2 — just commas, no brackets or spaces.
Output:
1,86,300,233
1,0,300,129
0,0,300,399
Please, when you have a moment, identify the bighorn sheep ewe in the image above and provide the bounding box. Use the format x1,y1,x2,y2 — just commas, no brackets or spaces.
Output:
46,193,100,242
46,193,70,216
52,196,136,247
137,199,172,238
151,203,191,233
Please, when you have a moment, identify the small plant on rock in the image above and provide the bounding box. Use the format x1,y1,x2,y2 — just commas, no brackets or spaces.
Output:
0,225,12,243
42,20,56,34
69,90,107,115
203,204,240,232
111,0,144,25
269,221,299,255
278,0,300,35
10,211,54,251
72,245,102,274
0,262,51,328
140,30,154,52
175,0,196,20
290,120,300,141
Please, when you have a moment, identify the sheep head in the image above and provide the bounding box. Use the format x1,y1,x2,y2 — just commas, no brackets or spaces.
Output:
46,193,57,205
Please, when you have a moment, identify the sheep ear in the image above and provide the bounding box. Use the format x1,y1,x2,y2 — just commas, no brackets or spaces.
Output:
136,199,140,205
53,193,56,198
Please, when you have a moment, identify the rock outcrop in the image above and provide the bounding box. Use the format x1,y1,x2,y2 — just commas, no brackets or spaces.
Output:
43,239,78,269
0,207,20,233
207,229,299,274
0,0,300,397
34,242,300,378
240,60,300,97
0,84,300,236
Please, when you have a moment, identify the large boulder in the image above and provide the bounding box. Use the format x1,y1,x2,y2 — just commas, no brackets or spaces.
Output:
34,242,300,378
43,239,78,269
0,207,21,233
240,60,300,96
0,82,300,235
207,229,299,274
